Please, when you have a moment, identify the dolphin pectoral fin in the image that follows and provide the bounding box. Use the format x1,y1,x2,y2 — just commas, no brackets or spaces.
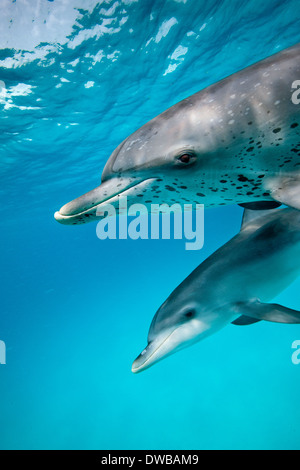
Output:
267,177,300,210
240,207,282,232
232,316,261,326
235,300,300,324
239,202,282,211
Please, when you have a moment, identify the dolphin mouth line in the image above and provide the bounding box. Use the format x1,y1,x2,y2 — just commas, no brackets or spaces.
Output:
132,327,180,373
55,178,155,222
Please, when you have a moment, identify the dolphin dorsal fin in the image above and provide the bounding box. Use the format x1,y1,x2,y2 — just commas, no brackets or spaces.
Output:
240,207,281,232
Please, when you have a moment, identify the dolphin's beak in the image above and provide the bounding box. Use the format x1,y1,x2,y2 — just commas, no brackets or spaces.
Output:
132,328,180,374
54,177,157,225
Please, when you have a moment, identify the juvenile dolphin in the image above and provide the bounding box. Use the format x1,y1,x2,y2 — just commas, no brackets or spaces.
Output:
55,43,300,225
132,208,300,373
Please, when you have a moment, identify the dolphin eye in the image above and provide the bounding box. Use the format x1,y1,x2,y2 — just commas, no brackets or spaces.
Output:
179,154,191,163
177,152,196,166
184,309,196,319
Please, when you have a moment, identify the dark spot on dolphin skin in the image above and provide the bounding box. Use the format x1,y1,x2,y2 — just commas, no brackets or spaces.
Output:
247,147,254,152
238,175,248,182
291,123,299,129
273,128,281,134
179,186,187,189
165,185,176,192
248,122,253,125
145,201,152,203
196,193,205,197
263,192,270,197
258,175,265,178
220,180,227,183
256,224,279,241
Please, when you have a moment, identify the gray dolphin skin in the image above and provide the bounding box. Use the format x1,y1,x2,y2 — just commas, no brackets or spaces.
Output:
55,43,300,225
132,208,300,373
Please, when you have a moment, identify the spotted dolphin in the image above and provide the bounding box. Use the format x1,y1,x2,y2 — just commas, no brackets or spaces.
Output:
132,208,300,373
55,43,300,225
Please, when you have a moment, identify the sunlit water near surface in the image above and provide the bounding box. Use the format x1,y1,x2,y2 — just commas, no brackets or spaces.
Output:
1,0,300,450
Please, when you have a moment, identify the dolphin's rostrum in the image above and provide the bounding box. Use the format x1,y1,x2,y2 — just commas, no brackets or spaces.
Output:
55,43,300,225
132,208,300,373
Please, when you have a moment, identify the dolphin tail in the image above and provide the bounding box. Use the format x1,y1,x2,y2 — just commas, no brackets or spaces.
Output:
232,300,300,325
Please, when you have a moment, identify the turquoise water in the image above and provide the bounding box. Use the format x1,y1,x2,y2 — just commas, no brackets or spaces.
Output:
1,0,300,450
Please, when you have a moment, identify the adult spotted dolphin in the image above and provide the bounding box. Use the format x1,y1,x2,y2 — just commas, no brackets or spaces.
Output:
132,208,300,373
55,43,300,225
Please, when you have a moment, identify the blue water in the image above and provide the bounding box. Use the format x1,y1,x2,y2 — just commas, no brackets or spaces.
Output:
1,0,300,450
